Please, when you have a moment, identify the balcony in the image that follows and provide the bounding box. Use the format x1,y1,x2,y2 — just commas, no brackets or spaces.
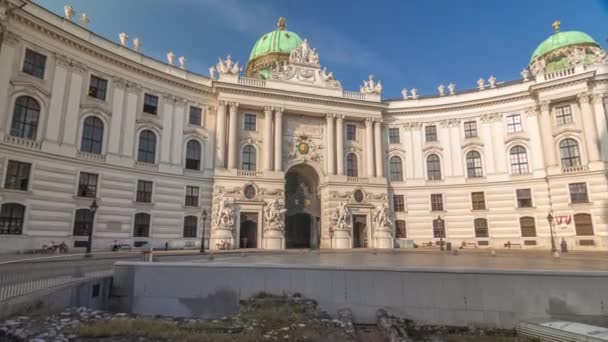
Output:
184,168,206,177
544,67,575,81
77,151,106,162
238,77,266,88
3,135,41,150
347,176,369,183
237,170,263,177
562,165,589,174
135,161,159,171
342,91,366,101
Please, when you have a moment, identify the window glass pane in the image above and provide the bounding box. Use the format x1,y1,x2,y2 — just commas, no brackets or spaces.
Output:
516,189,532,208
88,75,108,100
520,217,536,237
241,145,256,171
81,117,104,154
474,218,489,238
555,105,573,126
346,124,357,141
4,161,31,190
134,213,150,237
138,130,156,163
466,151,483,178
425,126,437,142
189,107,202,126
78,172,98,198
136,180,153,203
431,194,443,211
143,94,158,114
574,213,593,236
507,114,522,133
185,140,201,170
11,96,40,140
426,154,441,180
569,183,588,203
395,220,406,238
393,195,405,212
560,139,581,167
388,128,400,144
389,157,403,181
0,203,25,235
244,114,256,131
464,121,477,138
346,153,358,177
23,49,46,79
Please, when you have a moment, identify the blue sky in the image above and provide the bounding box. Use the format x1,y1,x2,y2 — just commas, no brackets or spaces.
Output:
35,0,607,99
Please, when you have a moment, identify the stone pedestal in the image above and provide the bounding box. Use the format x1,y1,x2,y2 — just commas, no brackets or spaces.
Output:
210,225,234,250
374,228,394,249
332,230,351,249
263,230,284,249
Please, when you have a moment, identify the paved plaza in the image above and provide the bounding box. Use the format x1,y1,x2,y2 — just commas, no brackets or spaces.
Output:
195,249,608,272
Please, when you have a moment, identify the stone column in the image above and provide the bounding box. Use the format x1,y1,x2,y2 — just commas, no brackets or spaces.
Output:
479,117,495,174
215,101,227,168
439,123,453,177
0,32,19,135
160,95,175,165
336,114,344,175
326,114,335,175
578,93,601,162
45,55,70,144
263,106,273,171
274,108,284,172
403,124,415,179
374,119,383,177
121,83,140,158
539,101,557,167
411,124,423,178
171,98,186,165
227,102,238,170
490,116,506,173
591,94,608,161
61,62,86,147
525,107,545,171
449,121,462,176
365,118,375,177
107,78,126,155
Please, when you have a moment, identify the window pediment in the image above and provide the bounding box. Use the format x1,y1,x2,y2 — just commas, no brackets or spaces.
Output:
504,134,530,145
422,142,443,153
184,127,209,139
136,117,162,130
553,127,582,138
80,102,111,118
461,138,484,150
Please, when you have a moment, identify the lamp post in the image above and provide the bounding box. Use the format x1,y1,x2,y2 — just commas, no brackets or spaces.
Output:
437,215,444,251
86,199,98,257
547,211,557,254
200,209,207,253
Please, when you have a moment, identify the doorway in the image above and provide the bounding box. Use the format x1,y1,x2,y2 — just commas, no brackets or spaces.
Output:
286,213,311,248
353,215,367,248
239,212,258,248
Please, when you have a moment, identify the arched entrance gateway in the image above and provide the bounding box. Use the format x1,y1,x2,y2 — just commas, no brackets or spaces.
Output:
284,164,321,249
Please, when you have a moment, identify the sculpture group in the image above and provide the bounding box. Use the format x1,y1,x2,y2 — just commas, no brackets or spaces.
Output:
331,201,352,232
264,199,287,232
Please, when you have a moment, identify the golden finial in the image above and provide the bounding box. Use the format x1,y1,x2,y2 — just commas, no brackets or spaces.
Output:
552,20,561,32
277,17,286,30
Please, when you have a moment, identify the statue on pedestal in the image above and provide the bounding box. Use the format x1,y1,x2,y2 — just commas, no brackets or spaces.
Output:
264,199,286,232
331,201,352,233
373,203,393,231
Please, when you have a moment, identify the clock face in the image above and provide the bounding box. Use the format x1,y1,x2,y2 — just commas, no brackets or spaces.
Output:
297,142,309,155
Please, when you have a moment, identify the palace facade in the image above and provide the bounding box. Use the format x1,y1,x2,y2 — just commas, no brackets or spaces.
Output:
1,0,607,253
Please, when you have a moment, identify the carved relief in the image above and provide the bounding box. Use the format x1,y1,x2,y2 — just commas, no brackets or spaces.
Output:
479,113,502,123
440,118,461,128
287,133,323,163
263,199,286,232
330,201,352,234
403,122,423,131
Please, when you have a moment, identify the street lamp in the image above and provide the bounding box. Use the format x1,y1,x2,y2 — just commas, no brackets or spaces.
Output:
86,199,98,257
547,211,557,254
200,209,207,253
437,215,444,251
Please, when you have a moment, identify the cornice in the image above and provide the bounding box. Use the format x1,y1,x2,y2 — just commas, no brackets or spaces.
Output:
11,10,213,96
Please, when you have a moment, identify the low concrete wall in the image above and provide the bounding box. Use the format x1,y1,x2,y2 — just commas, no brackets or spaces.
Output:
112,262,608,328
0,277,113,320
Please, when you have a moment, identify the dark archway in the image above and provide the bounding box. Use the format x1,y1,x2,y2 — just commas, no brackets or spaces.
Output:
285,164,320,249
239,212,258,248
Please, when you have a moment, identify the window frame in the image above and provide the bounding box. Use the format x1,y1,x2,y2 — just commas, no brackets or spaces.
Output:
393,194,405,212
189,106,202,126
88,75,108,101
143,93,159,115
559,138,581,168
4,160,31,191
388,127,400,144
346,153,358,177
573,213,593,236
185,185,199,207
520,216,536,237
395,220,406,239
516,189,533,208
73,208,94,236
241,145,257,171
243,113,257,131
346,124,357,141
471,192,486,210
466,151,483,178
77,172,98,198
569,182,589,204
474,218,489,238
430,194,444,212
506,114,522,134
136,180,153,203
183,215,198,238
425,125,437,142
80,116,104,154
426,154,442,180
509,145,529,175
0,203,26,235
134,213,151,237
10,96,40,140
432,218,445,238
463,120,477,138
185,140,202,170
22,48,47,79
389,156,403,182
137,130,157,164
555,105,573,126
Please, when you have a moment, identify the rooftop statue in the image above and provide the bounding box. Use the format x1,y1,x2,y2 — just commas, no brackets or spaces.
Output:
360,75,382,95
410,88,418,99
289,38,320,66
64,5,74,20
477,78,485,90
167,52,175,65
401,88,408,100
216,55,240,75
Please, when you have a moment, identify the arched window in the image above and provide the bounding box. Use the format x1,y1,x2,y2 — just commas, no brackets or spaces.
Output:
241,145,256,171
0,203,25,235
466,151,483,178
346,153,358,177
574,213,593,236
73,208,93,236
395,220,406,238
426,154,441,180
559,138,581,167
137,130,156,163
520,216,536,237
183,216,197,238
134,213,150,237
185,140,201,170
474,218,489,238
509,146,529,175
432,218,445,238
389,156,403,181
10,96,40,140
80,117,104,154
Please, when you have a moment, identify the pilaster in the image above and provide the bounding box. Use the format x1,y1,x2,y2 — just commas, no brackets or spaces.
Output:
336,114,344,175
591,93,608,161
107,77,126,156
227,102,238,170
273,107,284,172
577,93,601,163
215,101,227,168
374,118,383,177
326,113,335,175
61,62,86,150
365,118,375,177
539,101,557,169
263,106,273,171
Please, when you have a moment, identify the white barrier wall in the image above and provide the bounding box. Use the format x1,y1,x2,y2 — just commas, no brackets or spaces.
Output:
112,262,608,328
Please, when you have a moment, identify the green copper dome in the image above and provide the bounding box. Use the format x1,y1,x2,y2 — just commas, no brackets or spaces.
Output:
530,30,598,62
246,17,303,78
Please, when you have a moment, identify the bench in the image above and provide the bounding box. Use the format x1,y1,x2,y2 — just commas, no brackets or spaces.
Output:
503,241,523,249
459,242,478,249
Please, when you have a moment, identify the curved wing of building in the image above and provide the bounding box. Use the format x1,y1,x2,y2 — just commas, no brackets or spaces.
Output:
0,2,606,253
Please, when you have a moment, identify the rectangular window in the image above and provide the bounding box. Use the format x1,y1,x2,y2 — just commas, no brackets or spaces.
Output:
185,186,199,207
392,195,405,212
569,183,589,203
555,105,573,126
243,113,256,131
425,125,437,142
395,220,406,238
506,114,522,134
516,189,533,208
388,127,400,144
464,121,477,138
4,161,31,191
77,172,98,198
474,219,489,238
136,180,153,203
189,106,202,126
431,194,444,211
433,219,445,238
520,217,536,237
346,124,357,141
88,75,108,101
143,94,158,114
22,49,46,79
471,192,486,210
